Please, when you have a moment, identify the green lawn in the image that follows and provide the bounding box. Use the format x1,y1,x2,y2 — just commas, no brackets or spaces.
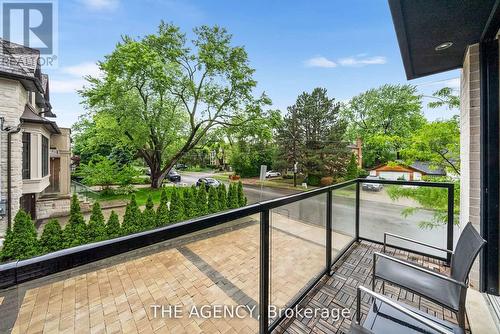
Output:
183,166,215,172
89,187,175,206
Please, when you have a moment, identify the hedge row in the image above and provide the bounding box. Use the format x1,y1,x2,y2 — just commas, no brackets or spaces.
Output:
0,182,246,262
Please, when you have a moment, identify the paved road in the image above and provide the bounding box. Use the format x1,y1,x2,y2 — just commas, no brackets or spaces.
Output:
180,172,449,257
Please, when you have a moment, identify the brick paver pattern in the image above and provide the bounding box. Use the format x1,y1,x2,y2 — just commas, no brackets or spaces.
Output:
0,212,353,334
0,214,463,334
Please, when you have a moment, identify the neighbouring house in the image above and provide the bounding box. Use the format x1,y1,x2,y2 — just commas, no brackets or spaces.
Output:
0,39,71,244
347,138,363,168
369,161,446,180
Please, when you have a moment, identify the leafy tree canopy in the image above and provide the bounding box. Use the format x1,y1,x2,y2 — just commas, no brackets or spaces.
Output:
80,22,268,188
401,116,460,175
344,84,425,167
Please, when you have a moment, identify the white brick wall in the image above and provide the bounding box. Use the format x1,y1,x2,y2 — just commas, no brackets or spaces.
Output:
460,44,481,288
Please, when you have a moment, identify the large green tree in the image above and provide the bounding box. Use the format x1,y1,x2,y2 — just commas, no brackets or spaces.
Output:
81,22,266,188
228,109,281,177
276,88,350,179
426,87,460,110
344,84,425,167
401,116,460,175
72,114,134,166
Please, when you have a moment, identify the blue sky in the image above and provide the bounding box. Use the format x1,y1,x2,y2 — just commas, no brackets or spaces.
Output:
45,0,460,128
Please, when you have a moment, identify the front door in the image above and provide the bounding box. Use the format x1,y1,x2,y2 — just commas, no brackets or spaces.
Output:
20,194,36,220
49,157,60,193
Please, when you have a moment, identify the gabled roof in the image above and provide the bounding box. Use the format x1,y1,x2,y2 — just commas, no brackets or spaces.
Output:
370,161,446,176
21,104,60,134
409,161,446,176
0,39,53,113
0,38,40,79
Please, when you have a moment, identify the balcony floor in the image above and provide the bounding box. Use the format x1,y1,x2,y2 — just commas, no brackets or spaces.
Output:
0,213,468,334
274,241,470,334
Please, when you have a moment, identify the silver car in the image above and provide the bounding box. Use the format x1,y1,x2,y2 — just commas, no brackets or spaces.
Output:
361,176,384,191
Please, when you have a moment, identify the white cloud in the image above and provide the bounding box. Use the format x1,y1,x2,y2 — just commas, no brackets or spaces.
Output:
50,79,87,93
304,54,387,69
338,55,387,67
304,56,337,68
60,62,101,78
82,0,119,11
50,61,100,93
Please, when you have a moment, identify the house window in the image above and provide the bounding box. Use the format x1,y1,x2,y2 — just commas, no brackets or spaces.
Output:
22,132,31,179
42,136,48,177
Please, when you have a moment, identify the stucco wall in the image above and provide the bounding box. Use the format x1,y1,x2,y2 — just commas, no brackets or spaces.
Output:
460,44,481,289
51,127,71,196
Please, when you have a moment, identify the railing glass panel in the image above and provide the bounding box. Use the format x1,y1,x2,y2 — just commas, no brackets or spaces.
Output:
332,184,357,261
269,194,327,323
358,181,450,258
0,214,261,333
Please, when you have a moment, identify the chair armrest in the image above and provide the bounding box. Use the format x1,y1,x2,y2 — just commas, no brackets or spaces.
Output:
384,232,453,254
356,286,454,334
373,252,467,288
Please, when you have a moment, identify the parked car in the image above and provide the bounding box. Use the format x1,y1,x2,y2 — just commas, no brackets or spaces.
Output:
167,169,181,183
361,175,383,191
175,163,188,170
196,177,221,188
265,170,281,178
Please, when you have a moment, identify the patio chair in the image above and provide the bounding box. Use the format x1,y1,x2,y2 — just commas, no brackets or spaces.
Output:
372,222,486,328
348,286,464,334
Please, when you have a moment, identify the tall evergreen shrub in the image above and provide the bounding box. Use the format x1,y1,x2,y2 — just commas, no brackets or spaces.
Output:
39,219,64,253
87,202,107,242
156,190,169,227
63,194,88,247
1,210,39,260
106,210,121,238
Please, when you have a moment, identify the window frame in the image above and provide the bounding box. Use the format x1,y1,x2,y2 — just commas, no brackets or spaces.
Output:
42,135,49,177
22,132,31,179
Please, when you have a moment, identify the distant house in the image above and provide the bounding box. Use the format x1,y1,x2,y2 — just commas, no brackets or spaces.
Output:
0,39,71,243
369,161,446,181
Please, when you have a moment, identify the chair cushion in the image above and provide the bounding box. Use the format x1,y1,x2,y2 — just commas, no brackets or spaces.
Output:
375,255,462,311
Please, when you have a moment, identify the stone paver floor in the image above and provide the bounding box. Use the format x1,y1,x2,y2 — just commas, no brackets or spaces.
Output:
0,213,353,334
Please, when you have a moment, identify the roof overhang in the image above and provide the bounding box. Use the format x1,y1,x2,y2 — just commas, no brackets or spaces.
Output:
21,104,60,134
389,0,500,79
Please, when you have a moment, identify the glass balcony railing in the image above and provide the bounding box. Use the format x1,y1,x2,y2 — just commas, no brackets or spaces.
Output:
0,179,455,334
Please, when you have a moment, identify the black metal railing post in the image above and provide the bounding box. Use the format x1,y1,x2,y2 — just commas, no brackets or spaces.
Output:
326,190,332,274
446,183,455,264
355,180,360,240
259,209,270,334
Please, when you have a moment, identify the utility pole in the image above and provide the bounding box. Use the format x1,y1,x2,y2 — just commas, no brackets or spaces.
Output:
293,161,298,187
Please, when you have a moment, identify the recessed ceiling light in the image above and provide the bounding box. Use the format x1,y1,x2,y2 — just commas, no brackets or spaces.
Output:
435,42,453,51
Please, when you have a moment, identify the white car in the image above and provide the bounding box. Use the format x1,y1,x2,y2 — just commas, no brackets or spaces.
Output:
265,171,281,178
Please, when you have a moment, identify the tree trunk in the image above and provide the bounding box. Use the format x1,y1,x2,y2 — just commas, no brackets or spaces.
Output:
151,170,169,188
149,162,165,188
